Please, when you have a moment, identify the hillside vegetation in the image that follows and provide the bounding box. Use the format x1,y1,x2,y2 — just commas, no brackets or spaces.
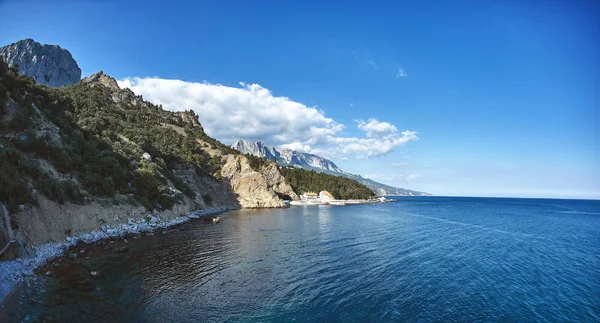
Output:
0,60,237,214
279,167,375,200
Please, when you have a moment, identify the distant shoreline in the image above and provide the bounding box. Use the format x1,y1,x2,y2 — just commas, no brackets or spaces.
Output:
289,198,396,206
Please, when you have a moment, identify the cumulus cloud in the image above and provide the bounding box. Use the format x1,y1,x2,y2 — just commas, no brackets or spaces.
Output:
117,77,418,158
357,119,398,137
396,68,407,78
391,162,407,167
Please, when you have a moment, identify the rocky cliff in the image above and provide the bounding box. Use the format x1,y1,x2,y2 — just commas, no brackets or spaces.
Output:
221,155,298,208
0,38,81,87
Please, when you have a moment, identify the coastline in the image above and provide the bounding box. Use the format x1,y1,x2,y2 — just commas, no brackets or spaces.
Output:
0,206,235,306
289,198,395,206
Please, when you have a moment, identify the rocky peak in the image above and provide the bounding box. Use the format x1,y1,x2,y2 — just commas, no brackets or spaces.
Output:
232,140,344,173
80,70,120,90
173,110,203,129
231,140,278,159
80,70,142,105
0,38,81,87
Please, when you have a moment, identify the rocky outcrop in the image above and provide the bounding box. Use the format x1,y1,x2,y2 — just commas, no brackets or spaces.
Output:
220,155,298,208
0,38,81,87
80,70,120,90
261,162,299,201
81,71,142,105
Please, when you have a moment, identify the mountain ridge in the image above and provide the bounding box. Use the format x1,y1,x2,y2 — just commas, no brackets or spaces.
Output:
232,140,431,196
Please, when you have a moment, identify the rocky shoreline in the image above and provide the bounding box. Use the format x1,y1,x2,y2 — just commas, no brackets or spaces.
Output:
0,206,234,305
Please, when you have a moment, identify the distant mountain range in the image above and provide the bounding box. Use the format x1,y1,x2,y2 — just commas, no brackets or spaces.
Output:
232,140,431,196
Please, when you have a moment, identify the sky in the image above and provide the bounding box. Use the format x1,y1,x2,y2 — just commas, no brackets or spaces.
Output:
1,0,598,199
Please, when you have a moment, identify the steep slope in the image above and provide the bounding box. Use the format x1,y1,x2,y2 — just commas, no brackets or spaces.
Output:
221,156,298,207
0,60,295,249
0,38,81,87
232,140,431,196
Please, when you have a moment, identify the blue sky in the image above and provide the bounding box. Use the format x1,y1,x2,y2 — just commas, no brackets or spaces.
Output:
1,0,598,199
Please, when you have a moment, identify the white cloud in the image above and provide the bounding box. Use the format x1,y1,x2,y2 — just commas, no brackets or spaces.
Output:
325,130,417,158
368,60,378,69
406,174,421,181
118,77,418,158
396,68,407,78
391,162,407,167
356,118,398,137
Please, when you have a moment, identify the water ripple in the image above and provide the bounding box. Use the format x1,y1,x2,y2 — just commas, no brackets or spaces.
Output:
1,197,599,322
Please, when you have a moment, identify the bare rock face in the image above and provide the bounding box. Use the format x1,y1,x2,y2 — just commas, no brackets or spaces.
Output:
0,38,81,87
261,162,299,201
221,155,297,208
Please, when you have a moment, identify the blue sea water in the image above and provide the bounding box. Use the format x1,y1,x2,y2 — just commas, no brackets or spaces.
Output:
1,197,599,322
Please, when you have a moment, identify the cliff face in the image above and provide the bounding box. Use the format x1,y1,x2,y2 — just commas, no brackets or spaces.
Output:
0,38,81,87
221,155,298,208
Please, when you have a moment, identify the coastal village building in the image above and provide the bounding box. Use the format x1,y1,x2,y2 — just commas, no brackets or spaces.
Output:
301,192,319,201
319,191,335,202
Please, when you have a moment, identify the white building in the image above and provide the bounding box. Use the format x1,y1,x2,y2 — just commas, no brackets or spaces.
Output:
319,191,335,202
301,192,319,201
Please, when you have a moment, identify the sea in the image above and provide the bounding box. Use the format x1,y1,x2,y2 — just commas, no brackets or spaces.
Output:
1,196,599,322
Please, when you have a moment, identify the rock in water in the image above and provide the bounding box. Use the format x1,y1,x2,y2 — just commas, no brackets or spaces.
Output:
0,38,81,87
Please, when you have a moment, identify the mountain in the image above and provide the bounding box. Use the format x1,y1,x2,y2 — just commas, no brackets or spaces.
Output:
232,140,343,173
0,38,81,87
232,140,431,196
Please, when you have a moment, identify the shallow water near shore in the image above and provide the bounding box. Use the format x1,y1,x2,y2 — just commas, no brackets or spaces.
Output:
1,197,599,322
